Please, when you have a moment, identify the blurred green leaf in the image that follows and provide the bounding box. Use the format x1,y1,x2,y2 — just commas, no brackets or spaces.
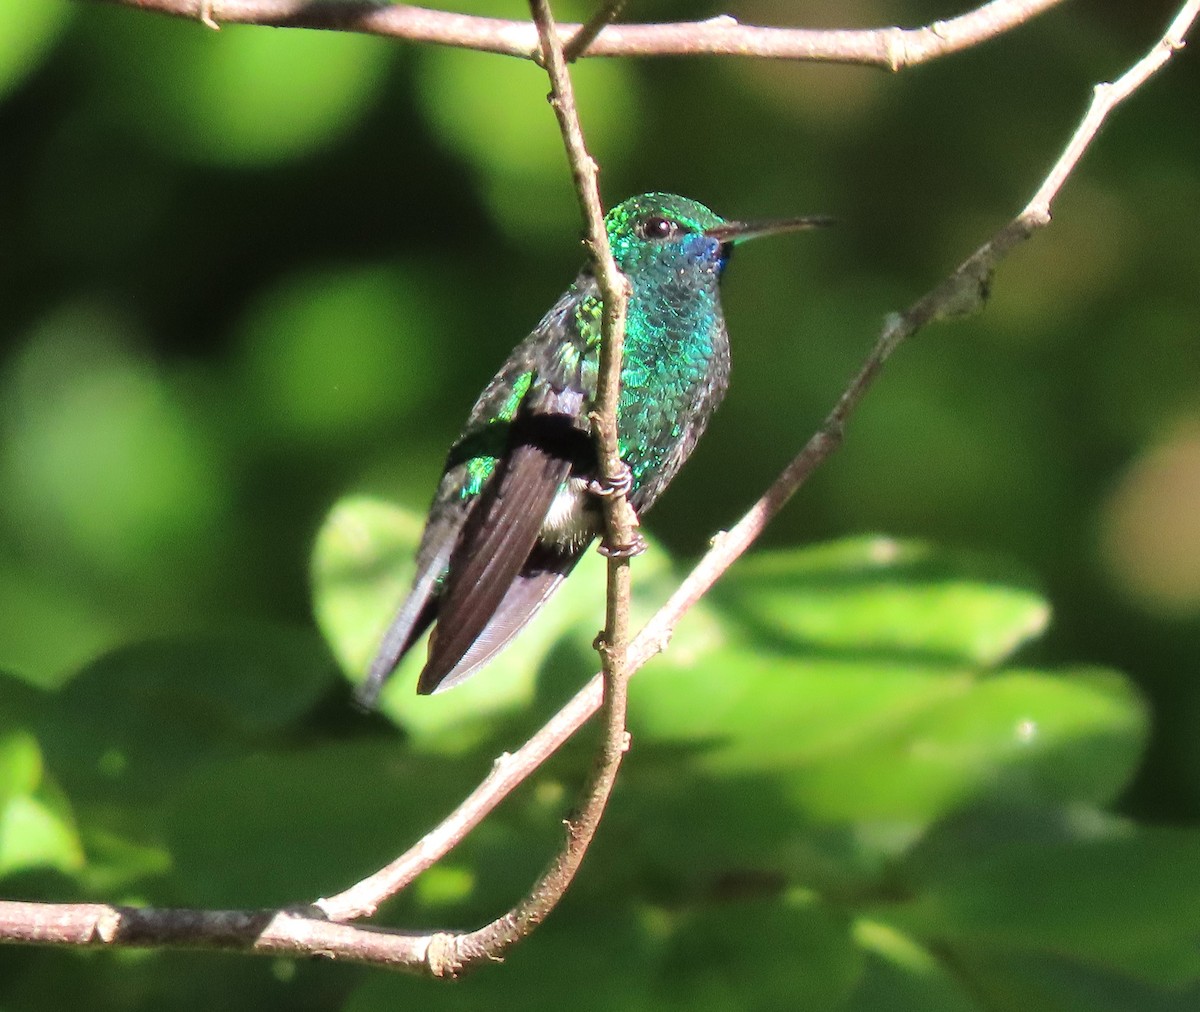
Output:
627,539,1145,856
636,630,1141,823
0,567,127,687
76,825,173,897
845,919,978,1012
0,0,71,101
885,826,1200,986
0,791,83,880
311,494,698,747
0,730,83,880
943,949,1200,1012
157,740,478,908
715,537,1048,665
654,895,862,1010
0,730,41,809
37,630,338,804
0,304,227,579
108,19,391,165
773,666,1144,822
236,263,437,444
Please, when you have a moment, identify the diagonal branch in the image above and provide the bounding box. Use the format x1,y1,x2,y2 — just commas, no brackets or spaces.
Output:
91,0,1064,67
562,0,628,62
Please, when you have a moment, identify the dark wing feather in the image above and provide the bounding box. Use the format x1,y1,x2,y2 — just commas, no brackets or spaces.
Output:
363,276,601,703
416,443,570,694
417,385,590,694
428,544,585,693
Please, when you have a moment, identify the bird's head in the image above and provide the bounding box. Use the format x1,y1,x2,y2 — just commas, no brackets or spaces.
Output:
604,192,832,279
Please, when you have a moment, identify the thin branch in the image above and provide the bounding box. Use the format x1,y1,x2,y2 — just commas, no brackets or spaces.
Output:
527,0,637,700
313,0,1199,923
90,0,1064,67
562,0,627,61
1026,0,1199,217
0,900,433,971
419,0,639,969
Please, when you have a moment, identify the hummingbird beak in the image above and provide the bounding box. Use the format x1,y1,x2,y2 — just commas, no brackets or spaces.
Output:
704,215,835,244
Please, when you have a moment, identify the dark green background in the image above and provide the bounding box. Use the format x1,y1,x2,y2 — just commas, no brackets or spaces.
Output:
2,1,1199,1008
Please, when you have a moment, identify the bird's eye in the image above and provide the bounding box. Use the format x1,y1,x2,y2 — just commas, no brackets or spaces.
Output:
636,216,680,241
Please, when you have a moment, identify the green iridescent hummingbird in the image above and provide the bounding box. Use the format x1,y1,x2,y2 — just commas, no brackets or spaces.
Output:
360,192,829,702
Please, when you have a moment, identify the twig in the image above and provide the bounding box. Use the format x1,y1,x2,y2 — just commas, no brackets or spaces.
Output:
197,0,219,29
313,0,1200,923
407,0,639,970
562,0,627,61
89,0,1063,67
527,0,636,682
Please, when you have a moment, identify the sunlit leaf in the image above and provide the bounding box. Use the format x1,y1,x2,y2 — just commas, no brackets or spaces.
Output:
715,537,1048,666
0,732,82,880
0,730,41,809
0,0,71,101
637,656,1141,820
311,494,698,746
0,792,83,879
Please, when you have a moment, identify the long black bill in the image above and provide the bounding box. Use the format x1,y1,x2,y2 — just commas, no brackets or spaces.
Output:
705,214,835,244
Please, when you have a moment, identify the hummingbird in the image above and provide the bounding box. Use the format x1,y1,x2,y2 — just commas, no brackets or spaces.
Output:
360,192,829,703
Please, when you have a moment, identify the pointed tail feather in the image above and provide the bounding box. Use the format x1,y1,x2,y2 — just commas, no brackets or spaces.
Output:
356,540,451,709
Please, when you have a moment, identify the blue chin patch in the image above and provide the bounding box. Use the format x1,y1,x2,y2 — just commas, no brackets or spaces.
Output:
677,232,726,272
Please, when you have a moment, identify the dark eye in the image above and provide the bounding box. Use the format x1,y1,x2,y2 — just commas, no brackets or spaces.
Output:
636,215,680,241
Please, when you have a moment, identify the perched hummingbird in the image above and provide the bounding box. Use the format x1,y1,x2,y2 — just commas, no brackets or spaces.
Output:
360,192,829,702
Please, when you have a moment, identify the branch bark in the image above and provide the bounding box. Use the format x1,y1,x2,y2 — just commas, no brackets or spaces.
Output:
562,0,627,61
91,0,1064,67
408,0,639,970
0,900,433,970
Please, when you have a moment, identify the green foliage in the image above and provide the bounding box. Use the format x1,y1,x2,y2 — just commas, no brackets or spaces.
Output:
2,1,1200,1009
105,18,392,165
0,0,71,100
6,490,1177,1009
418,46,639,237
312,495,686,744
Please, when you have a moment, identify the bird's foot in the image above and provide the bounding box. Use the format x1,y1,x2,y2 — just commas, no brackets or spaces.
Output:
587,464,633,499
598,531,647,558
